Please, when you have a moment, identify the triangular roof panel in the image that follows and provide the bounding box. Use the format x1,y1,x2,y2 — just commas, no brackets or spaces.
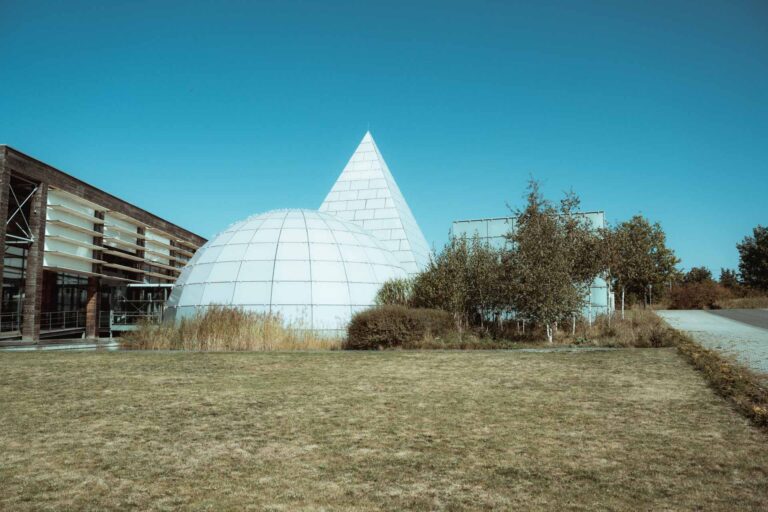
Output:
320,132,431,274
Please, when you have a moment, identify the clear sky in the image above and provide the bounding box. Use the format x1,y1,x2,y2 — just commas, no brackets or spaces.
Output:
1,0,766,273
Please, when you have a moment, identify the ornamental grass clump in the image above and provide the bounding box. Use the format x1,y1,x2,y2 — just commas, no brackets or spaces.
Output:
123,305,341,351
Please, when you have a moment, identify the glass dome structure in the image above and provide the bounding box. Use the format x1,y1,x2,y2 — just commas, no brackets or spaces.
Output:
165,209,407,334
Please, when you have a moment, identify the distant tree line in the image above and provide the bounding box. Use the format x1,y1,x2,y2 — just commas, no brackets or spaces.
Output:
666,225,768,309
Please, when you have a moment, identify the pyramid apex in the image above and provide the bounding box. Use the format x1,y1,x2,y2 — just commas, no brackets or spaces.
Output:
320,130,432,274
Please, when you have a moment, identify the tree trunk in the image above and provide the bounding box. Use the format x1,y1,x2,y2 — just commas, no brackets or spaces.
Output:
572,315,576,336
545,323,553,344
621,286,625,320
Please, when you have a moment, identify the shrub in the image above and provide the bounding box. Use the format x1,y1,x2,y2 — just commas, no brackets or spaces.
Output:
669,282,730,309
345,305,454,350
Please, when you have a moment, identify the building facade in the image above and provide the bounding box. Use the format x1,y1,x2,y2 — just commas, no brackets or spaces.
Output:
0,146,205,341
451,212,614,316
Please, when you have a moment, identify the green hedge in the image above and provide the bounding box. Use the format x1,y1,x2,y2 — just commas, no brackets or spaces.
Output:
345,305,454,350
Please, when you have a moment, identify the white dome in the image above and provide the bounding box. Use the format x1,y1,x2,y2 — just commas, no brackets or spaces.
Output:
166,209,408,334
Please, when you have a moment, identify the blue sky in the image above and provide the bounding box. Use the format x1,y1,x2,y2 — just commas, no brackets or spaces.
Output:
1,0,766,273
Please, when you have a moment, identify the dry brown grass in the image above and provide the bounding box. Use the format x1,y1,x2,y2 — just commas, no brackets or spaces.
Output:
674,329,768,429
123,305,341,351
1,350,767,510
715,295,768,309
577,308,677,347
479,308,677,348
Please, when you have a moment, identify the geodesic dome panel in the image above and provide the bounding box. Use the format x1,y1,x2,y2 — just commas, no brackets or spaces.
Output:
165,209,407,335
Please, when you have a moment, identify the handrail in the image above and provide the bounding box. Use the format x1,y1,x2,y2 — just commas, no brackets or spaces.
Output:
39,310,86,331
0,311,22,333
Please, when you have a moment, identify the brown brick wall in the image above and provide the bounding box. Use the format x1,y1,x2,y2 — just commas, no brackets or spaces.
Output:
21,182,48,341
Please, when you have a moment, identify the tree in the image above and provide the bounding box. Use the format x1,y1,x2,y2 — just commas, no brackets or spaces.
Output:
411,235,470,329
466,234,505,328
374,277,414,306
409,234,504,332
737,225,768,291
719,268,740,289
603,215,679,317
684,267,713,284
504,182,603,343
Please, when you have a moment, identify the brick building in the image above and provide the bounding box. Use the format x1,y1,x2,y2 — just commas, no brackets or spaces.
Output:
0,146,205,341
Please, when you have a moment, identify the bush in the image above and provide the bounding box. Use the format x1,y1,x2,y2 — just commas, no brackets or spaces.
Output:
669,282,730,309
345,305,454,350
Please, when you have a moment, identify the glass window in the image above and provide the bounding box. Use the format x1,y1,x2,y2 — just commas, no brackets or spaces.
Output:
232,282,271,305
238,260,274,281
201,282,235,304
276,242,309,261
206,262,242,283
312,282,349,305
273,260,310,281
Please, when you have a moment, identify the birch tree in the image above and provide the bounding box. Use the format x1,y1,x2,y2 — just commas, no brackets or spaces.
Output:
504,181,602,343
603,215,679,316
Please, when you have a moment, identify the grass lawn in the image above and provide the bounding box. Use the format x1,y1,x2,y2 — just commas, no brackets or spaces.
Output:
1,349,767,511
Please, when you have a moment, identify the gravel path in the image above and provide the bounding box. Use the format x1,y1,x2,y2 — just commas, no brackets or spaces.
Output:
657,309,768,373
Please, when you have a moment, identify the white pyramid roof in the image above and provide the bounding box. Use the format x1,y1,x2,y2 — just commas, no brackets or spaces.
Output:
320,132,431,274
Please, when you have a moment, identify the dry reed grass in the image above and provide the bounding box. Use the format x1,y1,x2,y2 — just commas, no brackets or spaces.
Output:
577,308,677,347
122,305,342,351
715,295,768,309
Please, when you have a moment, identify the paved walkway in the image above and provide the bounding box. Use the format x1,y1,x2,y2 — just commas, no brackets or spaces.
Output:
0,339,119,352
657,309,768,373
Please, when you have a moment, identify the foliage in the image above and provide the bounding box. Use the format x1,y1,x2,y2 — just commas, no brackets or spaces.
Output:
123,305,340,351
719,268,740,289
503,182,603,342
344,305,454,349
684,266,713,284
374,277,414,307
669,282,730,310
602,215,680,309
737,225,768,291
409,234,505,330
